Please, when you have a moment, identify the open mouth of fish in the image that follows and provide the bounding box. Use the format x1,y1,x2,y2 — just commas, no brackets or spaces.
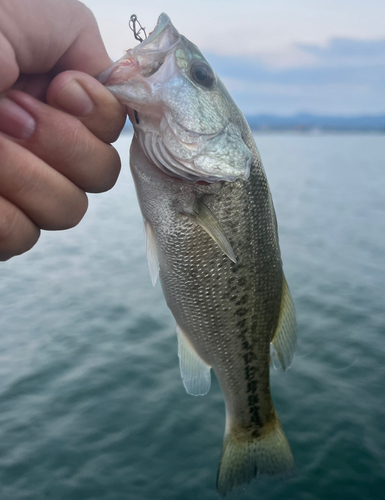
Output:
98,14,253,184
98,14,179,89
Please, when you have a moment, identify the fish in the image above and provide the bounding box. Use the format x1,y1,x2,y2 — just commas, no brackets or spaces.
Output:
99,13,297,495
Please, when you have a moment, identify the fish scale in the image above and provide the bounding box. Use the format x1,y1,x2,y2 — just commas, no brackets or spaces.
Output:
130,132,292,477
102,12,296,495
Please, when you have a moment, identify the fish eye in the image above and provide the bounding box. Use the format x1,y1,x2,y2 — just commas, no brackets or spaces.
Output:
190,62,215,88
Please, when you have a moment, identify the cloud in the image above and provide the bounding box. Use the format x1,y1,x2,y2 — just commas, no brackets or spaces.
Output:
207,38,385,115
82,0,384,114
297,38,385,67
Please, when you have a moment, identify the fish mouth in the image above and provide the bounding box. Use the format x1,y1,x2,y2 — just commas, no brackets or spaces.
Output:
139,13,179,52
98,13,179,87
98,14,252,185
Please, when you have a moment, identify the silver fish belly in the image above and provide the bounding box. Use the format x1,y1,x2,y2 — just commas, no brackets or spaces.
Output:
102,12,297,495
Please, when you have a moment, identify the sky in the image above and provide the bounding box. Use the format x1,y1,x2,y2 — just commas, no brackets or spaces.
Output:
83,0,385,116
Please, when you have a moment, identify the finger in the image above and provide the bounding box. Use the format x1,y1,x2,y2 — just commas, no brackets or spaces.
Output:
54,2,113,76
12,73,53,101
47,71,126,143
0,195,40,261
0,90,121,193
0,134,88,231
0,0,111,82
0,31,19,92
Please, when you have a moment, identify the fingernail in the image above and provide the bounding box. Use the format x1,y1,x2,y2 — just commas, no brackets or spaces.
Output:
53,80,94,117
0,97,36,139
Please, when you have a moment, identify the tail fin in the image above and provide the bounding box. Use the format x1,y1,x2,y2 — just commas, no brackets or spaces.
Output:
216,413,295,496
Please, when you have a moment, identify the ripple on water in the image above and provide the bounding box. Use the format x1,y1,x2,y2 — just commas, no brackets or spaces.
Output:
0,134,384,499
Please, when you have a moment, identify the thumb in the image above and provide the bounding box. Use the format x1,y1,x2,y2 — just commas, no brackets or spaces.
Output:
47,70,126,144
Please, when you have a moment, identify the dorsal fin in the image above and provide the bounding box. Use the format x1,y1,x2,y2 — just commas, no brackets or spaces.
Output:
176,324,211,396
185,200,237,263
270,275,297,371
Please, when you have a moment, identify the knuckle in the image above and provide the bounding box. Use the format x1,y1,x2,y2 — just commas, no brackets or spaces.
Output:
54,191,88,230
16,227,40,257
92,97,126,143
77,86,126,143
69,1,100,41
59,120,121,193
88,146,121,193
0,205,40,260
0,212,16,248
102,113,126,143
69,190,89,227
55,118,87,168
0,43,20,93
76,1,95,22
68,0,94,25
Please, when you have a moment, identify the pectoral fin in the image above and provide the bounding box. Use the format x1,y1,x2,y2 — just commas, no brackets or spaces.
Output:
176,324,211,396
186,200,237,263
270,275,297,371
144,219,159,286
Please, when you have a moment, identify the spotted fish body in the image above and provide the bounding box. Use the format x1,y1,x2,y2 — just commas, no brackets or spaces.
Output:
101,13,296,494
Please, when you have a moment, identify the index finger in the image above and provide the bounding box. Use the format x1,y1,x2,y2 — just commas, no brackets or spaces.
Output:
0,0,111,93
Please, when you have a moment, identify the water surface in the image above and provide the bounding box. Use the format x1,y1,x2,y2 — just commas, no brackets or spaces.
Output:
0,133,384,499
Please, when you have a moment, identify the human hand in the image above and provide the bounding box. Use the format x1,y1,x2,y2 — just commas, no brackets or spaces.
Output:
0,0,126,261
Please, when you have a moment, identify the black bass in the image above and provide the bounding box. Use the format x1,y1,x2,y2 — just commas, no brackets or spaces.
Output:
100,13,296,495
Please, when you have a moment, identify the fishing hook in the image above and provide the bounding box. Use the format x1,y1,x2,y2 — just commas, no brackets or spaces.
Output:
129,14,147,42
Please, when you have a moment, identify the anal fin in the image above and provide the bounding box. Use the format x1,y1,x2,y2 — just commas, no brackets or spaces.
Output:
271,275,297,371
176,324,211,396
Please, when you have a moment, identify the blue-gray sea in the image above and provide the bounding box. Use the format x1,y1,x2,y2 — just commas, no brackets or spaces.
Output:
0,133,384,500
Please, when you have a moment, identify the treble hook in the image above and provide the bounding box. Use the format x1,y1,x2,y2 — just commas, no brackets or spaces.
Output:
129,14,147,42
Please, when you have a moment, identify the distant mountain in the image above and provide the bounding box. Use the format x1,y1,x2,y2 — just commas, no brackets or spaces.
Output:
123,114,385,132
245,114,385,131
